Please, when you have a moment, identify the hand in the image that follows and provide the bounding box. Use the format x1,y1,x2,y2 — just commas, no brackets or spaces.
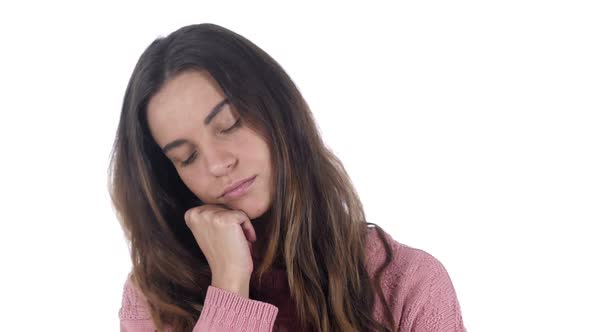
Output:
184,204,257,297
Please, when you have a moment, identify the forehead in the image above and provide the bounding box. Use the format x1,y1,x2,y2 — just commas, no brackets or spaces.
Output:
148,70,224,121
146,70,226,145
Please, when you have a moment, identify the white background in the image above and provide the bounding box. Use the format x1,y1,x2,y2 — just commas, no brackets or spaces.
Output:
0,1,588,331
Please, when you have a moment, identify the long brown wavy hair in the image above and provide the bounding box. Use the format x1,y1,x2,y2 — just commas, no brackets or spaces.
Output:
108,23,396,332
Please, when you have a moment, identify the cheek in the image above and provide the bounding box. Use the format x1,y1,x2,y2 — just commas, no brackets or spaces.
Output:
178,170,211,201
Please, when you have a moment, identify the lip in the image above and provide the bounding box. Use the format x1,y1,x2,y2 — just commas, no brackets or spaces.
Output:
220,176,257,199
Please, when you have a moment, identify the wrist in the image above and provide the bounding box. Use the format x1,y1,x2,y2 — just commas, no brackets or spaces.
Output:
211,275,251,299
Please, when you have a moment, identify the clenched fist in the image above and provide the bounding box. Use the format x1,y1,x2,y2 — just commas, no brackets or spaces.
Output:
184,204,257,298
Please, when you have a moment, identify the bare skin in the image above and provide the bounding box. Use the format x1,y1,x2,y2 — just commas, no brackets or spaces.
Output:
184,204,257,298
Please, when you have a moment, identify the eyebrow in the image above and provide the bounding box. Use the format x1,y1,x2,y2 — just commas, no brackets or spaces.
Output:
161,98,230,155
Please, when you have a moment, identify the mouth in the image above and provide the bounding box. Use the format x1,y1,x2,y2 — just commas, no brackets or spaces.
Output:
220,175,257,199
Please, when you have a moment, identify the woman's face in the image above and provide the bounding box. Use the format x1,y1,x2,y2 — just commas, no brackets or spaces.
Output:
146,70,273,219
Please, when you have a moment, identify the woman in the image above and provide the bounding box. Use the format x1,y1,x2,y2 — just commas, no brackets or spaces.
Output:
111,23,466,332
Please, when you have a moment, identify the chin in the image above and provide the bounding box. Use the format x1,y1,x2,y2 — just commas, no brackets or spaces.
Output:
233,199,270,220
244,205,268,220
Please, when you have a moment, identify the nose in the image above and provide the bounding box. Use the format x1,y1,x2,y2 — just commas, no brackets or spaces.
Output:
203,146,237,177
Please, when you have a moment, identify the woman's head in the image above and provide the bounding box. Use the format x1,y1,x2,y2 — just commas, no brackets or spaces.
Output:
146,69,273,219
110,23,396,331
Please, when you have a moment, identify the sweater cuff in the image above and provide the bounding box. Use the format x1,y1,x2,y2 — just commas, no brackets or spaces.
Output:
203,285,279,323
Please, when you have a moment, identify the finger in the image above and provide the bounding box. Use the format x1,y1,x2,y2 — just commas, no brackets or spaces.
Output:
241,219,257,243
233,210,256,243
184,209,194,224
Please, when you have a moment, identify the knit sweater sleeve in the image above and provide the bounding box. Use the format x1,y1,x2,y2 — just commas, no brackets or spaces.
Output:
396,251,466,332
119,276,279,332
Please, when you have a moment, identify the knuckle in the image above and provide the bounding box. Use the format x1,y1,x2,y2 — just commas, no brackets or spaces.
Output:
233,210,248,222
212,212,228,224
184,210,193,223
185,207,203,225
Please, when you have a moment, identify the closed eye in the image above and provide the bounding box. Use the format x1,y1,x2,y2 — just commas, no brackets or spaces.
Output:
221,118,242,134
179,118,242,167
180,151,197,166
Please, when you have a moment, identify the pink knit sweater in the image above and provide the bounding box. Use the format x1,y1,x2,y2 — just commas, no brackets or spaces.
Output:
119,228,466,331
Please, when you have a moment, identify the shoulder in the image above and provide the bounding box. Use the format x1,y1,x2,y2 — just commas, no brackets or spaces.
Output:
118,272,153,321
364,227,466,331
364,226,446,278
